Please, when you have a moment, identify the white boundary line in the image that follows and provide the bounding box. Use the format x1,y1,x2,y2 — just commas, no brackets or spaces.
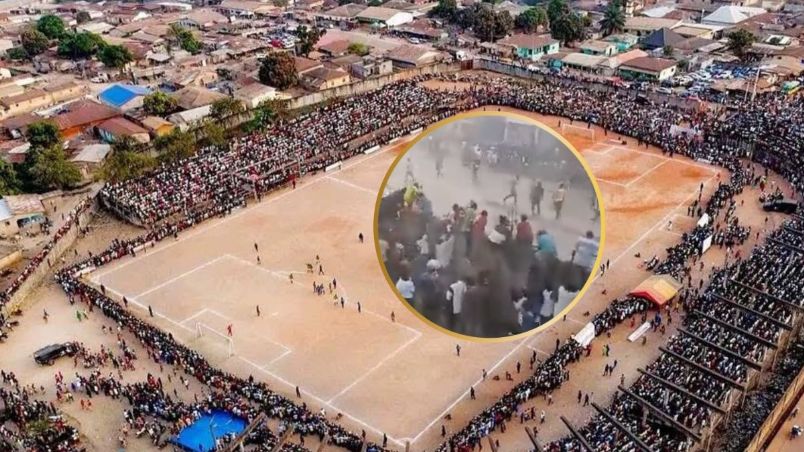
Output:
179,308,210,325
407,338,529,444
626,160,667,188
326,331,420,404
596,178,628,188
133,256,228,299
325,175,376,195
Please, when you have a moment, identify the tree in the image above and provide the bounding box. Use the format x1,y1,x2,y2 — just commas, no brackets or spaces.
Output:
37,14,65,40
348,42,370,56
76,11,91,25
431,0,458,20
99,138,156,183
154,129,196,163
26,121,61,149
57,32,105,59
473,5,511,41
201,120,226,149
547,0,586,44
98,44,133,70
662,45,674,57
600,0,625,37
20,27,50,57
142,92,178,117
295,25,321,57
210,97,245,121
258,52,298,90
516,7,549,33
29,145,82,190
6,47,28,60
727,29,755,59
168,24,201,54
367,0,382,5
273,0,289,7
0,160,21,196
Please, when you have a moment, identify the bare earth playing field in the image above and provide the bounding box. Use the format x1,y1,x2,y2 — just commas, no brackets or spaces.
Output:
67,104,725,450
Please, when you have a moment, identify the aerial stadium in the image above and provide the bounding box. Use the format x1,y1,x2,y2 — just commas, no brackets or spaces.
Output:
0,8,803,452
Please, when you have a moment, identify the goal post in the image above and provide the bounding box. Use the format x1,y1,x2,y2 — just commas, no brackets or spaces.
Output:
196,323,234,357
560,123,596,141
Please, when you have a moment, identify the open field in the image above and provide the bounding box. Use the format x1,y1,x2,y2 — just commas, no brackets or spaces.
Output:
73,105,720,449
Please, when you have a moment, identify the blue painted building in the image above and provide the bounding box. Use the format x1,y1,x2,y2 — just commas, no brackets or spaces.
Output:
97,84,151,111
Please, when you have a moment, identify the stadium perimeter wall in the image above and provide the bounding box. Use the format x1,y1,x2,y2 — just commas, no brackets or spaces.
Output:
3,198,97,313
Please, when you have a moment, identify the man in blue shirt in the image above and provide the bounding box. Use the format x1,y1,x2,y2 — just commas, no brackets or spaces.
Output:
536,230,558,256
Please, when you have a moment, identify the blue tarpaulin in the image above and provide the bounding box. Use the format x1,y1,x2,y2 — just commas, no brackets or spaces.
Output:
174,410,247,452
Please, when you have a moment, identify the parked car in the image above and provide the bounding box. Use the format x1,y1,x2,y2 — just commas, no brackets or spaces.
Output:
763,199,798,214
34,343,77,366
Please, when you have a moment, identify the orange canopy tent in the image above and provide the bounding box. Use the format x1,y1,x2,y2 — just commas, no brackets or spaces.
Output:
629,274,682,308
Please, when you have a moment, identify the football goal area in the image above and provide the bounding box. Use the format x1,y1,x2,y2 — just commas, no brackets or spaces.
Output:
561,123,596,141
196,323,235,358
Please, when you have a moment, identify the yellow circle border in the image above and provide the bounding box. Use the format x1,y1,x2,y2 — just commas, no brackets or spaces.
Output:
372,109,607,343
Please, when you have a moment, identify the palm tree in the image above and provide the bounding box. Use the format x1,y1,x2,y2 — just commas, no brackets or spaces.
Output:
600,0,626,37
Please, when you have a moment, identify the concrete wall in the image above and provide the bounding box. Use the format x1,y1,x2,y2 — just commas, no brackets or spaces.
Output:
286,62,461,110
2,199,97,313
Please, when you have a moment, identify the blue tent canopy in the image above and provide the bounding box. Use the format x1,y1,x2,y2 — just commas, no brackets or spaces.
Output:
174,410,247,452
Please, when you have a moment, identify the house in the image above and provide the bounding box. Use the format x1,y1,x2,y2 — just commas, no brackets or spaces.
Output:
624,17,682,36
604,34,639,52
641,27,685,50
397,20,449,42
0,194,46,237
98,84,151,111
618,56,677,81
560,53,608,73
350,56,393,79
216,0,278,18
140,116,175,137
702,6,766,26
174,9,229,30
71,143,111,178
52,100,121,138
386,45,441,68
234,84,277,108
672,25,718,39
301,66,351,91
97,117,151,144
580,40,618,57
0,82,86,119
295,56,325,75
318,40,352,58
168,105,213,131
167,69,219,89
171,86,227,110
498,34,559,60
318,4,368,23
356,7,413,28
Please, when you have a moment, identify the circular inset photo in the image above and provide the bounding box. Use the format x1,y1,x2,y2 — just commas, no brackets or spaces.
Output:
374,112,604,340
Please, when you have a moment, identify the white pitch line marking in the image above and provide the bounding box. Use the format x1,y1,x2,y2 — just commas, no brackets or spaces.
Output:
326,331,420,404
326,175,376,195
134,256,228,300
179,308,210,325
626,160,667,188
408,338,528,444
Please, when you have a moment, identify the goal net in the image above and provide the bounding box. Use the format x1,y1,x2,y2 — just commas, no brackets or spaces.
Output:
560,123,596,141
196,323,234,357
